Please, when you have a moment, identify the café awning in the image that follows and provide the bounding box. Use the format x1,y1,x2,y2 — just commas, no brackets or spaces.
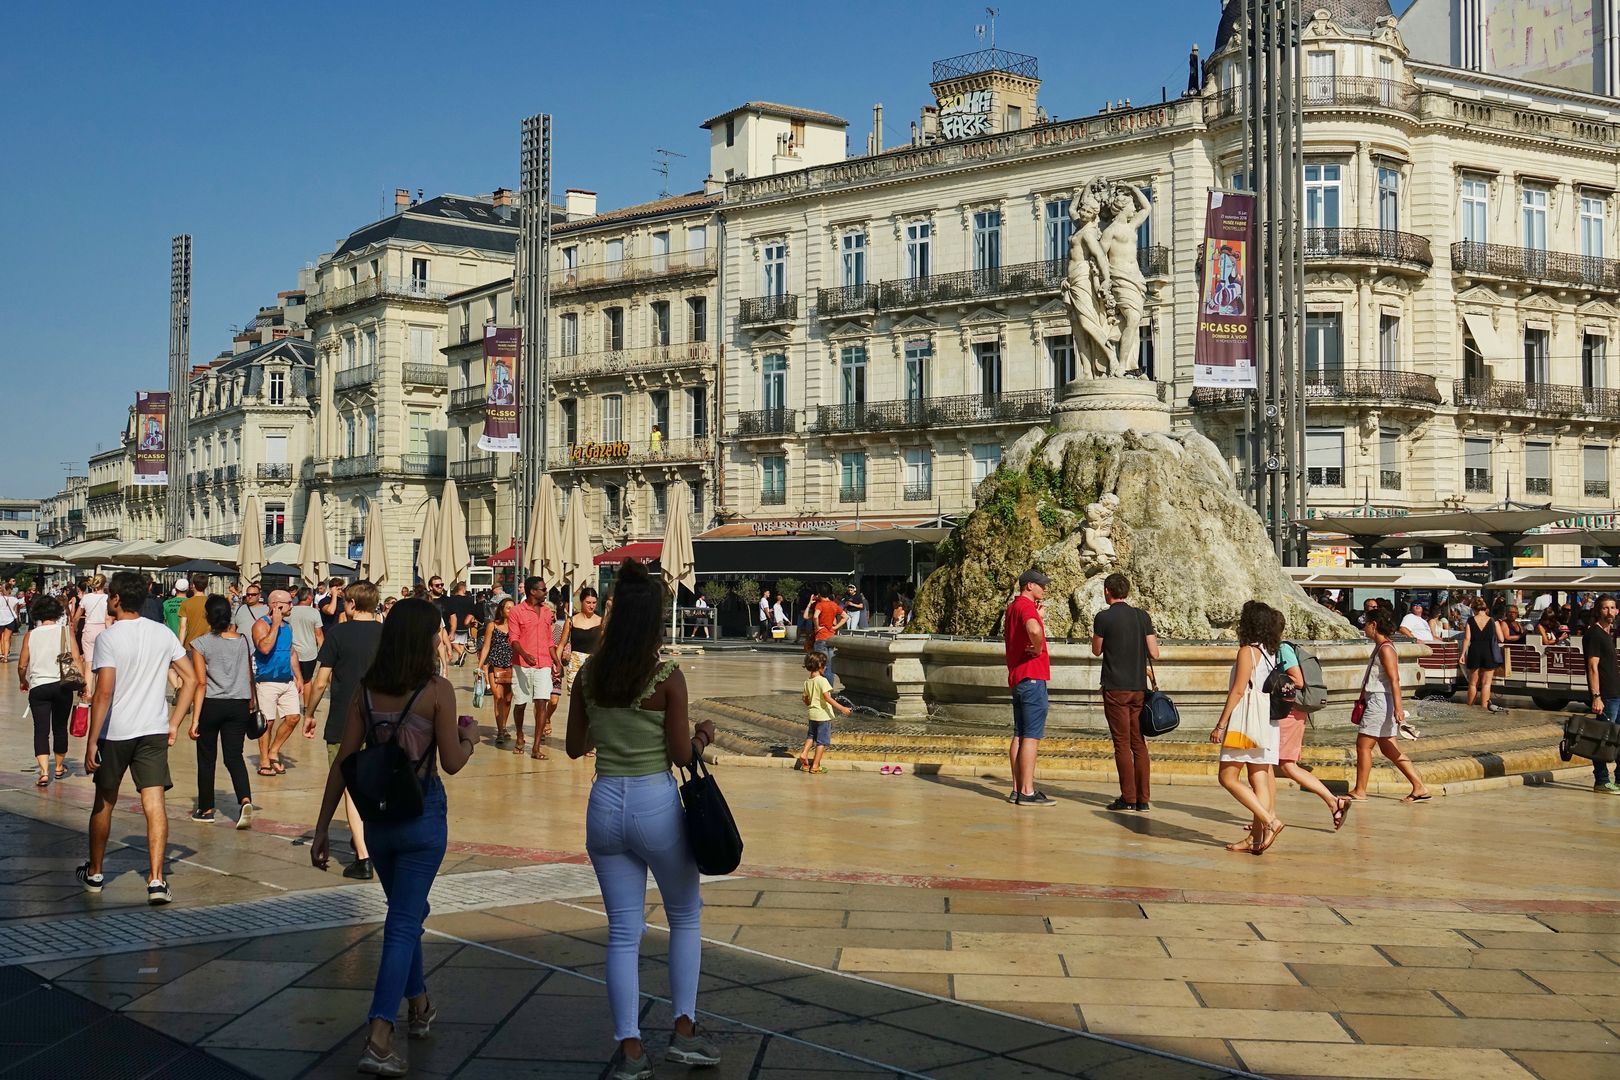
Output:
595,541,662,566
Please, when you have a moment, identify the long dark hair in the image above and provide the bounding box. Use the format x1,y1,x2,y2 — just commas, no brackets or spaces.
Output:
364,598,441,695
584,560,665,707
1237,600,1281,653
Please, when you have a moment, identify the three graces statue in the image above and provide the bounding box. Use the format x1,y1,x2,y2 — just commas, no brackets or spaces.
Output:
1060,178,1153,382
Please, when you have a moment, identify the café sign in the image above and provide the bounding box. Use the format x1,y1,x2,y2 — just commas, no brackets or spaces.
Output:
568,441,629,464
749,515,839,535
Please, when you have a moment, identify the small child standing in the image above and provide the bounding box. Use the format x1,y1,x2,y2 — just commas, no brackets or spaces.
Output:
797,651,850,773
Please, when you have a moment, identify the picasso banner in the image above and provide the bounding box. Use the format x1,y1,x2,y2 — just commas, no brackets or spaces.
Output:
479,326,521,453
133,391,170,486
1194,190,1257,388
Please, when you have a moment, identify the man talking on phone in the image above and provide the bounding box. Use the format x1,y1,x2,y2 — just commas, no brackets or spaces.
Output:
77,572,196,905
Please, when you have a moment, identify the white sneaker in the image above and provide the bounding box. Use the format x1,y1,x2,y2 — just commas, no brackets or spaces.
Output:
236,803,253,830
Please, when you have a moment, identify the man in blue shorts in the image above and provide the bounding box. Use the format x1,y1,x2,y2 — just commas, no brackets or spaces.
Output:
1003,569,1053,806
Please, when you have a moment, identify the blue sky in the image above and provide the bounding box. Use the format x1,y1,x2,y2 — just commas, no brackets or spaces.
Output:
0,0,1410,499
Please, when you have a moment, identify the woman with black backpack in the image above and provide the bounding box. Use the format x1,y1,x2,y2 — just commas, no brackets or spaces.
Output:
311,598,475,1077
565,560,720,1080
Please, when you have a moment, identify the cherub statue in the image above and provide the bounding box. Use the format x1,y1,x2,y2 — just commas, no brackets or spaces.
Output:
1079,492,1120,573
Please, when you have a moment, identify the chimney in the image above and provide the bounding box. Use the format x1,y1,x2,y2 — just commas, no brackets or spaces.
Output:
872,103,883,156
491,187,513,208
565,189,598,219
394,188,411,211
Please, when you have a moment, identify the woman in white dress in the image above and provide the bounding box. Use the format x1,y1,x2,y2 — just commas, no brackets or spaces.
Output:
1347,608,1431,803
1208,601,1285,855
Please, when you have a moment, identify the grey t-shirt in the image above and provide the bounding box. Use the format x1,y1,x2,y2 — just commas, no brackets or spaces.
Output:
191,632,253,699
232,603,269,636
288,606,322,659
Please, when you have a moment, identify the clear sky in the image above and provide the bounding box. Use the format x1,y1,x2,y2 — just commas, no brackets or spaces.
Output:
0,0,1409,500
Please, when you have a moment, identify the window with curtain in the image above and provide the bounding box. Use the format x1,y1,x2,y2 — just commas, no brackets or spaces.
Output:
1305,428,1344,487
1043,199,1072,264
1306,313,1343,384
1525,442,1552,494
1464,438,1492,492
602,395,623,442
1379,429,1401,490
1584,445,1609,498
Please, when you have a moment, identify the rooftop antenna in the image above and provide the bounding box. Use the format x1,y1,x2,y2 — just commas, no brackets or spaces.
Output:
977,7,999,48
653,148,686,198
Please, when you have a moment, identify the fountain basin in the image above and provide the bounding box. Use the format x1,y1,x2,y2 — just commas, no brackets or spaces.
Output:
832,634,1429,729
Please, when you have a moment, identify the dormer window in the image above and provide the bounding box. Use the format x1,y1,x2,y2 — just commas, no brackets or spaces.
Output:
269,370,286,405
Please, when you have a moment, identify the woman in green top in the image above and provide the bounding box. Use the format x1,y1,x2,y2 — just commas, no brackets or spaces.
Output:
565,560,719,1080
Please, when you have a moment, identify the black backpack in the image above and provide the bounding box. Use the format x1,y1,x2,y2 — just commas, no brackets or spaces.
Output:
340,685,431,824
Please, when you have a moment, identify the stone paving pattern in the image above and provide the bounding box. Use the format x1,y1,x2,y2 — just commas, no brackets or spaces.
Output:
0,648,1615,1078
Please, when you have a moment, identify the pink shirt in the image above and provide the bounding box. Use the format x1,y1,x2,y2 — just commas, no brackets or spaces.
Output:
507,600,554,670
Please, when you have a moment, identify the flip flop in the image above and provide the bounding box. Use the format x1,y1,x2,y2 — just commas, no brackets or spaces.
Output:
1401,792,1432,803
1332,797,1352,831
257,766,276,777
879,765,895,775
54,767,66,779
887,765,903,775
36,775,49,788
271,759,286,775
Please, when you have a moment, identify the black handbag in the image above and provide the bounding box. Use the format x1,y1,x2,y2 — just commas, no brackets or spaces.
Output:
677,744,743,875
1139,667,1181,738
340,685,431,824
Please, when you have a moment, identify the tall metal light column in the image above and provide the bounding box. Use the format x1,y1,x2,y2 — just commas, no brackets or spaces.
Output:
1240,0,1306,563
513,114,552,572
166,234,193,540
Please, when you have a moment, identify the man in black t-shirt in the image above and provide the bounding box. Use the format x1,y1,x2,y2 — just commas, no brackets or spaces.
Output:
302,580,384,879
1583,594,1620,794
318,578,347,629
442,582,478,666
1090,572,1160,812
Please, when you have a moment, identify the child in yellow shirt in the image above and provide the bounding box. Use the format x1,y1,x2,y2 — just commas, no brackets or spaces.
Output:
796,651,850,773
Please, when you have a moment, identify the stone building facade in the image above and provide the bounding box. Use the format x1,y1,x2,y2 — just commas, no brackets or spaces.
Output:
36,476,85,548
304,191,516,577
715,1,1620,567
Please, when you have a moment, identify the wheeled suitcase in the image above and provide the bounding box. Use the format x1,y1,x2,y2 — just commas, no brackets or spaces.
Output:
1559,714,1620,764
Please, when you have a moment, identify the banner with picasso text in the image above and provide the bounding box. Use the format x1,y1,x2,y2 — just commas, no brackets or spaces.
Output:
1193,190,1257,388
479,326,521,453
133,391,170,485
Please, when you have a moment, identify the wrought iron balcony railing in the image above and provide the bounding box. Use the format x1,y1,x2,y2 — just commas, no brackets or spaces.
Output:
1307,467,1344,487
816,284,879,318
1190,368,1442,409
739,293,799,325
551,247,716,293
1452,241,1620,293
308,274,468,315
1526,477,1552,494
1379,470,1402,490
335,365,376,391
467,533,499,560
813,389,1054,435
1465,469,1493,493
839,483,867,504
548,437,711,470
903,482,933,502
449,456,498,482
211,532,240,546
734,409,798,437
759,488,788,506
1453,376,1620,418
402,363,447,387
549,341,710,380
1587,480,1611,499
1305,228,1432,269
332,455,379,479
879,259,1063,311
450,384,486,409
401,454,446,477
258,463,293,480
1137,244,1171,279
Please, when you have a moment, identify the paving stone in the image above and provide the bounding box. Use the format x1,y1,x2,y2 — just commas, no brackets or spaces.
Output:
1291,962,1543,994
847,910,1051,933
879,1002,1071,1054
1191,983,1455,1016
838,947,1064,977
948,931,1168,957
1161,937,1391,967
1080,1005,1352,1043
1382,945,1619,971
953,975,1199,1007
123,959,315,1014
204,1047,322,1079
1062,955,1303,986
1341,1013,1619,1052
121,1008,239,1045
698,985,855,1031
1230,1040,1536,1079
200,987,373,1051
1513,1049,1620,1080
783,1020,988,1071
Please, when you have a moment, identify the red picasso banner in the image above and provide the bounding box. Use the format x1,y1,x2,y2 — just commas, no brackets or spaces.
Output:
479,326,521,453
1194,190,1257,388
133,391,170,486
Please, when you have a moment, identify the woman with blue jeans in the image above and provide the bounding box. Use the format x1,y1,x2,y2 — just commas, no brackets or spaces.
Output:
567,560,721,1080
312,599,475,1077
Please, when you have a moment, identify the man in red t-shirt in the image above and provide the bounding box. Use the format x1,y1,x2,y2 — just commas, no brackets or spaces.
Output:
810,583,848,686
506,576,556,756
1002,568,1053,807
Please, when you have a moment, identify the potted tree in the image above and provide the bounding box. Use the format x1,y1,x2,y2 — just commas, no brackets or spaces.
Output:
773,576,804,642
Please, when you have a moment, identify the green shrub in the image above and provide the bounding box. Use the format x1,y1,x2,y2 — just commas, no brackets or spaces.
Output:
734,578,762,605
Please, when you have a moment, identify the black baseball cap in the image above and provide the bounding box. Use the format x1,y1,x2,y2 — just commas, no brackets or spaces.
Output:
1018,568,1049,588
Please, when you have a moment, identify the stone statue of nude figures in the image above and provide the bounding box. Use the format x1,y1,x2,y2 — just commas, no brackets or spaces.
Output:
1059,178,1154,383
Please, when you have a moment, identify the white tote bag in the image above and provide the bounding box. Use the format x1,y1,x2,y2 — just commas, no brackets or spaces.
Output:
1222,647,1276,756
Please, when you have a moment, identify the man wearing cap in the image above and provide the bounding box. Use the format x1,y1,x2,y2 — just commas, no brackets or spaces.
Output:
1091,572,1160,811
1003,569,1054,807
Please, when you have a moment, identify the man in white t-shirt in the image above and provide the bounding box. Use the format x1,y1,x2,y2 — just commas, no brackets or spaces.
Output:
78,571,196,906
1397,602,1435,643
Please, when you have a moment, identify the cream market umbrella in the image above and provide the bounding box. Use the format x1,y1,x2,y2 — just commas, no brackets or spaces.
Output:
437,479,471,586
416,498,441,588
358,502,390,587
661,480,695,641
237,494,266,585
524,474,565,589
147,537,237,566
560,485,594,594
298,491,331,586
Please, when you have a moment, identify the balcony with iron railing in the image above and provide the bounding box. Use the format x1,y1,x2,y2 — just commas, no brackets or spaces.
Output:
759,487,788,506
548,436,712,471
211,532,240,546
403,363,447,387
903,481,933,502
449,456,498,483
1451,241,1620,293
1379,470,1402,491
739,293,799,325
1190,368,1442,410
1306,467,1344,487
308,274,470,315
811,389,1056,436
879,259,1063,312
1206,76,1417,122
258,463,293,481
467,533,499,560
335,365,376,391
839,483,867,504
552,247,716,294
816,283,879,318
450,384,486,410
332,455,379,479
1587,480,1611,499
734,409,799,438
1453,376,1620,419
1305,228,1432,271
1465,469,1492,493
1526,476,1552,495
549,341,710,380
401,453,446,477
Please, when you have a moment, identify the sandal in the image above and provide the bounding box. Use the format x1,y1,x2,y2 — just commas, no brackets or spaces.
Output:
513,738,526,755
1332,797,1352,831
54,766,67,779
271,759,286,775
257,766,277,777
530,750,549,760
1225,823,1257,852
1401,792,1432,803
1251,821,1285,855
36,774,49,788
